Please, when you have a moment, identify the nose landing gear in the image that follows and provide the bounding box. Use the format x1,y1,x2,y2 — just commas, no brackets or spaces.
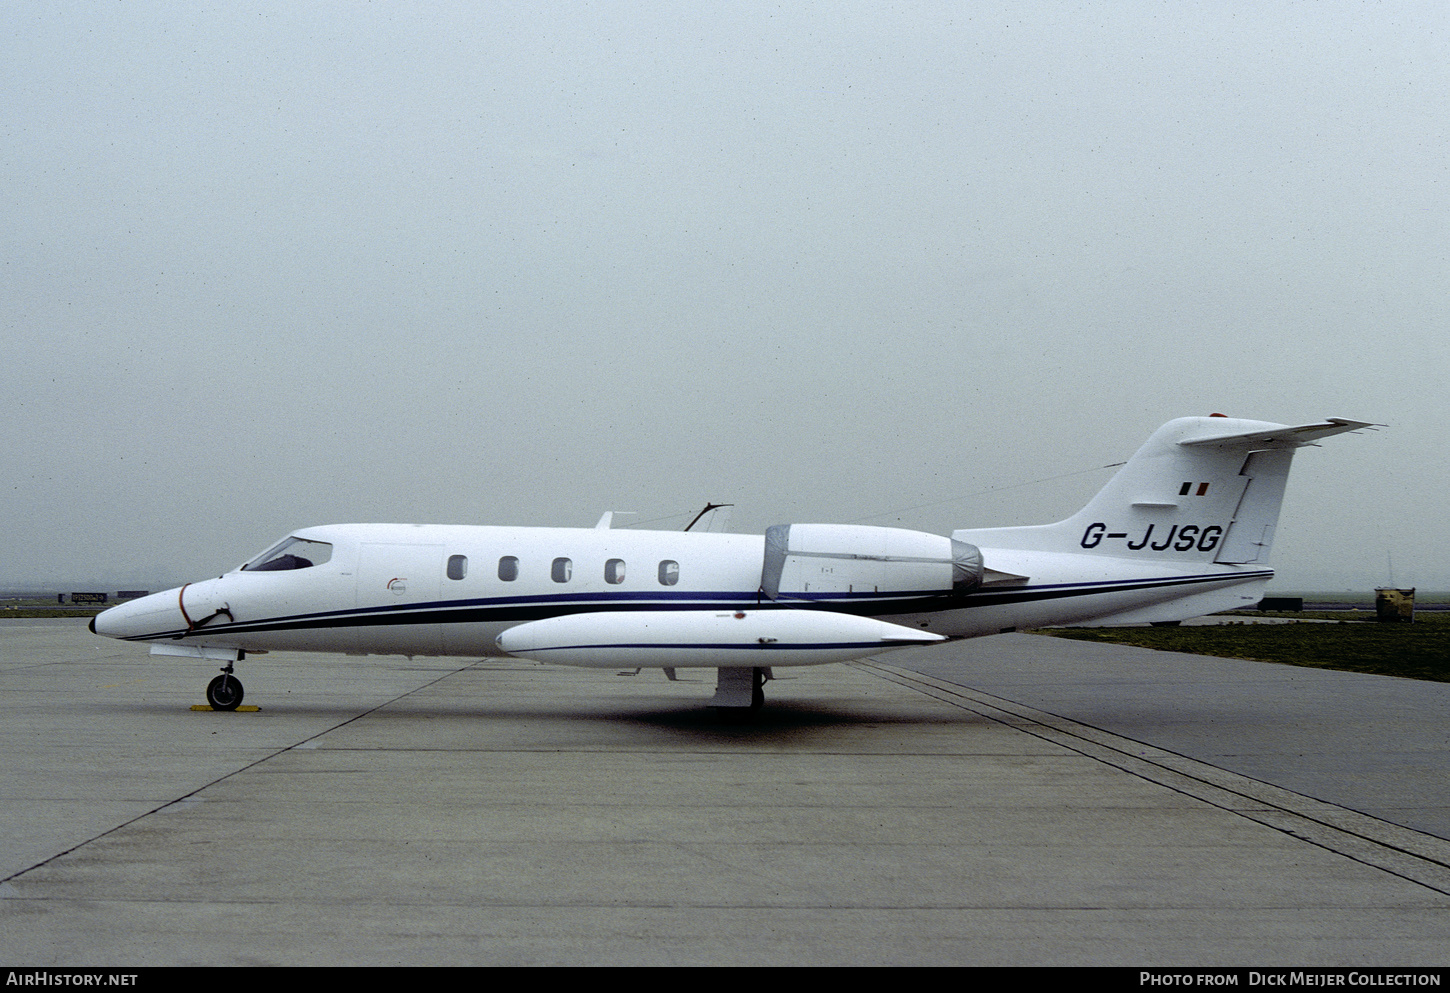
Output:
205,663,244,711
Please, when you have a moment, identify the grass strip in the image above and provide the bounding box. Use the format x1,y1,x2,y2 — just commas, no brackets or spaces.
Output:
1039,613,1450,682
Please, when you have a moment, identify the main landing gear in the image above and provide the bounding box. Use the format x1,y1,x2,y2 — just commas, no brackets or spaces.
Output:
205,661,244,711
712,666,771,717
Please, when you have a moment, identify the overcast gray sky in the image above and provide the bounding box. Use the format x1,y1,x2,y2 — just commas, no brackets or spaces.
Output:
4,2,1445,591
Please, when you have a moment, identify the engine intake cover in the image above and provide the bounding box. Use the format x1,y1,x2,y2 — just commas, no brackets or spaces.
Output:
761,524,981,600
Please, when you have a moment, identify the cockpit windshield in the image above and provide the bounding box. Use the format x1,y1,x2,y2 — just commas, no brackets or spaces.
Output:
242,537,333,572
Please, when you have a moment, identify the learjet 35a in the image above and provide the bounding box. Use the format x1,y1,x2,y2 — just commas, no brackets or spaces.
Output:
92,415,1370,712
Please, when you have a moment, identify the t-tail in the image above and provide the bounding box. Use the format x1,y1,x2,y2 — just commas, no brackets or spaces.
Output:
951,416,1372,626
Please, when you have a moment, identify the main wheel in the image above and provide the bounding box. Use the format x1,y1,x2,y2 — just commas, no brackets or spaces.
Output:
206,674,244,711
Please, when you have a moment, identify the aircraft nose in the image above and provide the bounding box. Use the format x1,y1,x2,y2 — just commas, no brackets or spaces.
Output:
91,589,185,641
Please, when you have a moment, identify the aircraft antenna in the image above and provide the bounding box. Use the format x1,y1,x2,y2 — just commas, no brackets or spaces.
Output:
684,503,734,532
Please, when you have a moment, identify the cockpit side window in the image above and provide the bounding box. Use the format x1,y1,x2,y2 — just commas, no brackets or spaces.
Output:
242,537,333,572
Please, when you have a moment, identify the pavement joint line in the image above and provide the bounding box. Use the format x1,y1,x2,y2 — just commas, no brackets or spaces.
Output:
859,659,1450,897
0,658,485,888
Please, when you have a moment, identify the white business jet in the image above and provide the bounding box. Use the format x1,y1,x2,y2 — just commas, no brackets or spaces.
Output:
92,415,1369,712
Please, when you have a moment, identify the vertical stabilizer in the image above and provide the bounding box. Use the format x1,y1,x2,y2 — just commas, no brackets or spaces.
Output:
955,417,1370,564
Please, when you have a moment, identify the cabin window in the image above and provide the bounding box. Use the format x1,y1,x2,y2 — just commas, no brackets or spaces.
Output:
498,556,519,581
552,557,573,583
447,555,467,581
242,537,333,572
605,558,625,584
658,560,679,586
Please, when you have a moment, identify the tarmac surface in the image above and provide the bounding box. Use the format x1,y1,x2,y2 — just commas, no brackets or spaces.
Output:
1,618,1447,966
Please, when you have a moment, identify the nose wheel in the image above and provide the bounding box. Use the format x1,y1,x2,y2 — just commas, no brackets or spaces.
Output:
206,666,244,711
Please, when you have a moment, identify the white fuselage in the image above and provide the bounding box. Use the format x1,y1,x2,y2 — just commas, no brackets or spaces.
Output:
93,521,1270,665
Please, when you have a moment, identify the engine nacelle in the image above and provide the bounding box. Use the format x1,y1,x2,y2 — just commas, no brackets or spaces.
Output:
761,524,982,600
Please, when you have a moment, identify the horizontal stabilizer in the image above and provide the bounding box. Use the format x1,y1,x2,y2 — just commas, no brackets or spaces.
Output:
1179,418,1375,449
